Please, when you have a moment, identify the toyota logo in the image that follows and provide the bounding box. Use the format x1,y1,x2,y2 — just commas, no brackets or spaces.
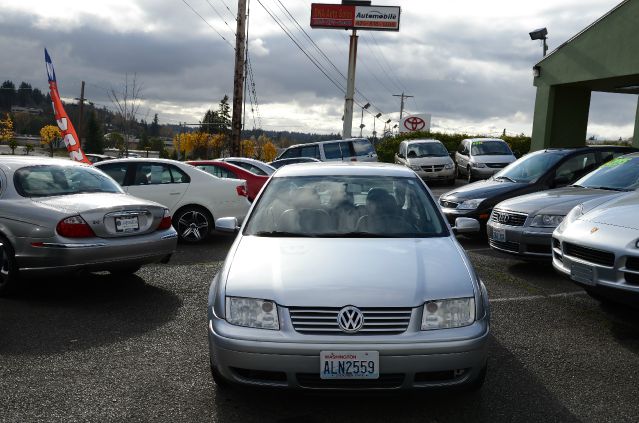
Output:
337,306,364,333
403,116,426,131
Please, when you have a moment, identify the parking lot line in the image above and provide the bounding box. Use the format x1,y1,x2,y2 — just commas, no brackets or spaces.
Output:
491,290,587,303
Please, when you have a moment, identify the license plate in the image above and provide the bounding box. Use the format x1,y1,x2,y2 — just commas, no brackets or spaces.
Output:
571,263,595,286
115,216,139,232
320,351,379,380
491,227,506,242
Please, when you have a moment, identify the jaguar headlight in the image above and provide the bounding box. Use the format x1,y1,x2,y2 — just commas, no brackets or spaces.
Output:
421,298,475,330
457,198,485,210
531,214,565,228
226,297,280,330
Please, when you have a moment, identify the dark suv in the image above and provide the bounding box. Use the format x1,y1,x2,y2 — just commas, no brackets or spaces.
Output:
438,146,637,230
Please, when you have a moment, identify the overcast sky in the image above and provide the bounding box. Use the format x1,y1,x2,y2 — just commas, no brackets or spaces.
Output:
0,0,635,139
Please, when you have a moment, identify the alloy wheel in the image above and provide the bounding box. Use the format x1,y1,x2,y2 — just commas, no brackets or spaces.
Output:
177,210,210,242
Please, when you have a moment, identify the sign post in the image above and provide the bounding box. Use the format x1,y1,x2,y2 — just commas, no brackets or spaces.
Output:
311,1,400,139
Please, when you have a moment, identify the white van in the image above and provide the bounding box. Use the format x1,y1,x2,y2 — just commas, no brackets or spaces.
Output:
395,139,456,185
454,138,516,182
276,138,378,162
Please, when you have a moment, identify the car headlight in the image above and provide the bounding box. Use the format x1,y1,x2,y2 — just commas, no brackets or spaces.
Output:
555,204,584,234
444,163,454,170
225,297,280,330
471,162,486,168
410,165,422,171
421,298,475,330
457,198,485,210
531,214,565,228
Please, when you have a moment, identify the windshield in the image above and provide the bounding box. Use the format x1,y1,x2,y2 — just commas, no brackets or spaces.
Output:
407,142,449,158
244,175,448,238
575,156,639,191
471,141,512,156
14,165,123,197
493,151,564,183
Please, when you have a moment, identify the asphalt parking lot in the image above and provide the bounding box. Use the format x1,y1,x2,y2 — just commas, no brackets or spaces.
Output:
1,179,638,423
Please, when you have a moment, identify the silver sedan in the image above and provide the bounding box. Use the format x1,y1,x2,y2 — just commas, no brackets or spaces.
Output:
0,157,177,295
207,162,489,391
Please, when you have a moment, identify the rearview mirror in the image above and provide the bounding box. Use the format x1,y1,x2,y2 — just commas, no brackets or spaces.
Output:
453,217,480,234
215,217,239,233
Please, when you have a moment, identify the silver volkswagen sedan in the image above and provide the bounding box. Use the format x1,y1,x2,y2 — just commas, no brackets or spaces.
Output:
207,163,489,391
0,157,177,295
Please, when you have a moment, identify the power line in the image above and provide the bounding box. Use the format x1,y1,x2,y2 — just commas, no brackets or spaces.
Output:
369,32,408,93
204,0,236,36
217,0,236,18
181,0,235,50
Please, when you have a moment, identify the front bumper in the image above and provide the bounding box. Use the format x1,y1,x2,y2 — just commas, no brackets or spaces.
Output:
415,168,455,181
470,167,501,179
14,229,178,275
208,311,489,390
486,221,554,258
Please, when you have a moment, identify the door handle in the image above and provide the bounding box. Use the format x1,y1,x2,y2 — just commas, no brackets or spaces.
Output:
170,192,180,195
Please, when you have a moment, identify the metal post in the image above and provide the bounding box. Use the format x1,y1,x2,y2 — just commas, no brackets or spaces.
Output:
231,0,248,156
542,38,548,56
359,107,364,137
343,29,358,139
76,81,85,147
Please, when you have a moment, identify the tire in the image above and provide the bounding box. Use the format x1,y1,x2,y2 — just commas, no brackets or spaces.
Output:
109,265,142,276
467,166,475,183
174,206,212,243
0,235,19,297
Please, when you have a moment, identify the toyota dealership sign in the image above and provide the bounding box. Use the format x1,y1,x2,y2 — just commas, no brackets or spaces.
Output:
310,3,401,31
400,114,432,133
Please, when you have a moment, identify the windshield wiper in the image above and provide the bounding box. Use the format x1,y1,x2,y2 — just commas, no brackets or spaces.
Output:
253,231,312,237
586,186,629,192
494,176,517,183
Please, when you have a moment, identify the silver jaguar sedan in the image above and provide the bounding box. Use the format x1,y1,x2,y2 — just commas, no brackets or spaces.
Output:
207,162,490,391
0,157,178,295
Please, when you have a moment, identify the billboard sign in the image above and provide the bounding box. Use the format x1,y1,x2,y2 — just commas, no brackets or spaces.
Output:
400,114,432,133
310,4,400,31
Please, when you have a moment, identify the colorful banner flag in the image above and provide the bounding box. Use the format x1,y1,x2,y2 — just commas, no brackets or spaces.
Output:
44,48,91,164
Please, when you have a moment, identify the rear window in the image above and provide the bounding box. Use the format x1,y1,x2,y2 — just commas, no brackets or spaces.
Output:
280,147,301,159
15,165,123,197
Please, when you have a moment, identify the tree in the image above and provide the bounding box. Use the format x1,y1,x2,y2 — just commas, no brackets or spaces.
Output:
109,74,143,158
8,139,18,155
241,139,256,158
172,133,188,159
0,80,16,111
25,143,34,155
40,125,62,157
208,134,225,159
0,113,14,145
84,111,104,154
150,113,160,137
138,131,150,150
17,82,33,107
217,95,231,136
261,141,277,162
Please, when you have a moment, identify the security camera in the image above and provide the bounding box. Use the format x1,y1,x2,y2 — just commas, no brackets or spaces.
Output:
529,27,548,40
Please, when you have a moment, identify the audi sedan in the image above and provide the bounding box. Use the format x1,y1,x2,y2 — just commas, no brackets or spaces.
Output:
207,163,490,391
0,157,177,296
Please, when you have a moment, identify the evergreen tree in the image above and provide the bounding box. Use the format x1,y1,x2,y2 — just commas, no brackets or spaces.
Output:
138,131,150,150
17,82,33,107
84,111,104,154
218,95,231,135
0,80,16,111
150,113,160,137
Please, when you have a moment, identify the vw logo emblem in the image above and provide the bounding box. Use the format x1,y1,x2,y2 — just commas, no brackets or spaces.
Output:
403,116,426,131
337,306,364,333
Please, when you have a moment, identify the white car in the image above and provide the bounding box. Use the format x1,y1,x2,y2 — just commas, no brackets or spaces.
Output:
95,158,251,243
552,191,639,307
395,139,455,185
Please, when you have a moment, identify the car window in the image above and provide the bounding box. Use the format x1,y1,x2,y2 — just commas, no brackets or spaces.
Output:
494,151,564,183
471,141,512,156
340,142,354,158
300,145,319,159
98,163,129,185
244,175,447,238
14,165,122,197
352,139,375,157
575,156,639,191
198,165,235,179
555,153,597,182
133,163,171,185
281,147,301,159
170,165,191,183
247,164,267,175
324,142,342,160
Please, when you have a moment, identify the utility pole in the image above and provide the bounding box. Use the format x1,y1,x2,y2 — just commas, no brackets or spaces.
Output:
75,81,85,147
231,0,248,157
393,92,413,120
343,29,358,139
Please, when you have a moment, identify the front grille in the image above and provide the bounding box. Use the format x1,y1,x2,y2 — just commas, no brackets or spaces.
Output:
625,273,639,285
491,210,527,226
553,238,561,249
625,256,639,271
440,200,458,209
563,242,615,267
296,373,404,389
486,163,508,169
526,243,552,255
421,164,445,172
490,239,520,252
288,307,412,335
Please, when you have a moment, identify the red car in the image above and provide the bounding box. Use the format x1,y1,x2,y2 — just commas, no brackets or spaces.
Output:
188,160,269,202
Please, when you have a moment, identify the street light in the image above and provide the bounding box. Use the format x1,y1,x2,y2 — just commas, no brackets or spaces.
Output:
372,112,382,139
359,103,370,137
529,27,548,57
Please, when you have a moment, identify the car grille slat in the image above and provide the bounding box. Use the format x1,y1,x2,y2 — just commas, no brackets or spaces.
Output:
486,163,507,168
625,256,639,271
289,307,412,335
489,239,520,252
563,242,615,267
491,210,527,226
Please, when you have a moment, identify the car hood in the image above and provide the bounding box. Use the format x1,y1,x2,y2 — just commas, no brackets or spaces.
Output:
224,236,475,307
407,156,452,166
31,193,162,214
472,155,515,164
581,191,639,230
495,186,616,216
442,179,528,201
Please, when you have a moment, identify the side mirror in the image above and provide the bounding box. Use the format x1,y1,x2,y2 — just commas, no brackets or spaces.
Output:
453,217,480,234
215,217,239,233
